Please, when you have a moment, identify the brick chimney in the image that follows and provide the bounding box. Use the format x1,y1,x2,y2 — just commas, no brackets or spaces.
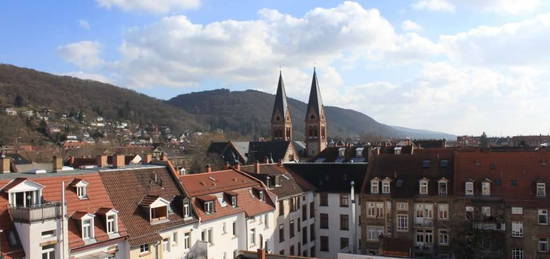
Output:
0,157,10,173
205,164,212,173
53,156,63,172
113,154,125,168
257,249,266,259
255,161,260,173
144,154,153,164
97,155,108,168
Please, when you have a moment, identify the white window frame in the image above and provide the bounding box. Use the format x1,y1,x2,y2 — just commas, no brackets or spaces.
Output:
538,209,548,225
512,248,524,259
512,207,523,215
81,214,95,240
75,180,89,200
438,178,448,196
481,206,491,218
382,178,391,194
438,229,449,246
184,232,191,249
370,178,379,194
397,202,408,211
366,226,384,241
183,203,191,217
537,183,546,197
204,201,214,214
539,238,548,253
231,195,238,207
438,204,449,220
250,228,256,246
396,214,408,232
482,181,491,196
512,222,523,238
41,244,55,259
465,181,474,196
366,202,384,218
140,244,150,254
106,211,118,234
419,179,429,195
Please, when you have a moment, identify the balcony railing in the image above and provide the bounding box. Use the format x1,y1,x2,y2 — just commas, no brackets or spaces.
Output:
414,218,433,227
9,202,63,223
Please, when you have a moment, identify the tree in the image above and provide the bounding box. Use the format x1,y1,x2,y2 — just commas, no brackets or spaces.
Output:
14,95,24,107
479,132,489,149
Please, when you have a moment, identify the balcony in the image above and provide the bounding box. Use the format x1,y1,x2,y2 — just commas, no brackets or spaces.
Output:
415,218,434,227
9,202,63,223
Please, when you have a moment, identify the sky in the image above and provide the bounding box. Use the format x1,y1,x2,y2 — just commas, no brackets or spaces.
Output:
2,0,550,136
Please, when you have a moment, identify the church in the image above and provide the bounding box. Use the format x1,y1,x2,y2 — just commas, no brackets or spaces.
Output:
207,69,328,164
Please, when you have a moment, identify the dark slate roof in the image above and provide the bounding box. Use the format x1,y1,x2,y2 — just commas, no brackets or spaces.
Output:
271,72,291,122
240,164,315,198
413,139,447,148
362,149,454,198
310,146,368,163
207,142,229,154
247,141,291,163
285,163,367,193
305,69,325,119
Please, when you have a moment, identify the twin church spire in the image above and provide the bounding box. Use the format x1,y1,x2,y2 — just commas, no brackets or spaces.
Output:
270,69,327,156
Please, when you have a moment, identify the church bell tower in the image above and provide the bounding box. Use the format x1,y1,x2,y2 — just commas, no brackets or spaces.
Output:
271,71,293,141
305,68,327,157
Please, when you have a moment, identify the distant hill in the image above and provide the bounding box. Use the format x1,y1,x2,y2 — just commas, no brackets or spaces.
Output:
0,64,201,134
167,89,455,140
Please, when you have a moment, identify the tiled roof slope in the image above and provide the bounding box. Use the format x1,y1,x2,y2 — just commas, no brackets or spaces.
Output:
240,164,315,198
454,150,550,207
285,163,367,193
362,149,454,198
99,166,196,247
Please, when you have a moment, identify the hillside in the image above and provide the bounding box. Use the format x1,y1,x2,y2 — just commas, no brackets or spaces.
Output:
167,89,455,139
0,64,201,135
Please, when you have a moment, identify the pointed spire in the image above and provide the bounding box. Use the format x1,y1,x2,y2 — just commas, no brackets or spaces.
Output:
306,68,325,119
271,71,290,122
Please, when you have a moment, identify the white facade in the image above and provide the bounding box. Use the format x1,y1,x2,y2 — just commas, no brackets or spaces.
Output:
196,214,243,259
316,192,362,258
245,211,276,253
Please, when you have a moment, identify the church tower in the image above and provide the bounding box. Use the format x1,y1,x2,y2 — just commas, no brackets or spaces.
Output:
305,68,327,157
271,71,293,141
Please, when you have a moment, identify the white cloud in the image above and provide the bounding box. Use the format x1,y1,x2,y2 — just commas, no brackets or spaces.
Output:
78,20,90,30
412,0,455,12
401,20,422,31
57,41,103,69
455,0,541,15
96,0,200,14
62,71,112,84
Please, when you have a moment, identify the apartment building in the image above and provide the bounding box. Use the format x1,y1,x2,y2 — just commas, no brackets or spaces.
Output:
240,163,316,257
179,168,276,259
286,163,366,258
360,149,454,258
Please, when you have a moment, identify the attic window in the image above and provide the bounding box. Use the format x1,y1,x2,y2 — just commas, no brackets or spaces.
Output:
356,147,364,157
74,179,89,200
465,181,474,195
338,148,346,158
80,214,95,240
537,183,546,197
419,178,429,195
231,195,238,207
381,178,391,194
422,160,431,168
439,160,449,168
204,201,214,214
370,178,380,194
258,190,265,201
106,211,118,234
274,175,281,187
183,202,191,217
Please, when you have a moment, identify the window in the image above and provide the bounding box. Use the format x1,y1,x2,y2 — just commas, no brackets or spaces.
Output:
482,206,491,218
250,228,256,246
82,218,94,240
439,229,449,246
279,224,284,242
366,202,384,218
208,229,213,244
539,209,548,225
397,202,408,211
415,229,433,247
370,178,379,194
419,179,429,195
320,214,329,229
184,232,191,249
440,160,449,168
340,193,349,207
279,200,284,216
422,160,431,168
465,181,474,195
482,181,491,196
396,214,408,231
222,222,227,234
320,193,328,206
537,183,546,197
310,202,314,218
310,224,315,241
320,236,329,252
512,207,523,215
290,220,295,238
264,214,269,228
340,237,349,249
539,238,548,253
382,178,391,194
106,213,117,234
41,230,55,239
512,222,523,238
340,215,349,230
465,206,474,220
302,204,307,219
415,203,434,221
438,204,449,220
204,201,214,214
290,245,295,255
512,248,524,259
232,221,236,236
183,203,191,217
231,195,237,207
366,226,384,241
258,191,264,201
438,179,448,196
77,186,87,199
42,244,55,259
140,244,150,254
302,227,308,243
162,238,170,253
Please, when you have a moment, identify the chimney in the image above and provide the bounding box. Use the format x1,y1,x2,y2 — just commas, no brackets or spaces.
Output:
161,152,168,161
97,155,108,168
234,162,241,171
257,249,266,259
206,164,212,173
53,156,63,172
255,161,260,173
0,157,10,173
144,154,153,164
113,154,125,168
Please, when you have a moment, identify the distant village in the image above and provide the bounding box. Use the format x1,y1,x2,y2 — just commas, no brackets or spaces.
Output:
2,71,550,259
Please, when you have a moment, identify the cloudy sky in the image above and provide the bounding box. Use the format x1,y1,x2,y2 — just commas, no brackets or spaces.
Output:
2,0,550,136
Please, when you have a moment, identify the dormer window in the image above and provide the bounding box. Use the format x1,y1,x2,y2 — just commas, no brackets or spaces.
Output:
338,148,346,158
74,212,96,241
482,179,491,196
274,175,281,187
183,203,191,217
356,147,364,157
204,201,214,214
3,178,44,207
537,183,546,197
71,179,89,200
106,211,118,234
381,178,391,194
370,177,380,194
140,195,170,223
438,178,448,196
465,181,474,196
419,178,429,195
258,190,265,201
231,195,237,207
422,160,431,168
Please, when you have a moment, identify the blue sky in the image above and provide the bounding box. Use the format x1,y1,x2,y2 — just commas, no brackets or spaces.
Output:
2,0,550,136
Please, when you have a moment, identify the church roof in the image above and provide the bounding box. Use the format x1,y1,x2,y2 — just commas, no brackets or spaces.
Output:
271,71,291,122
306,69,325,119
